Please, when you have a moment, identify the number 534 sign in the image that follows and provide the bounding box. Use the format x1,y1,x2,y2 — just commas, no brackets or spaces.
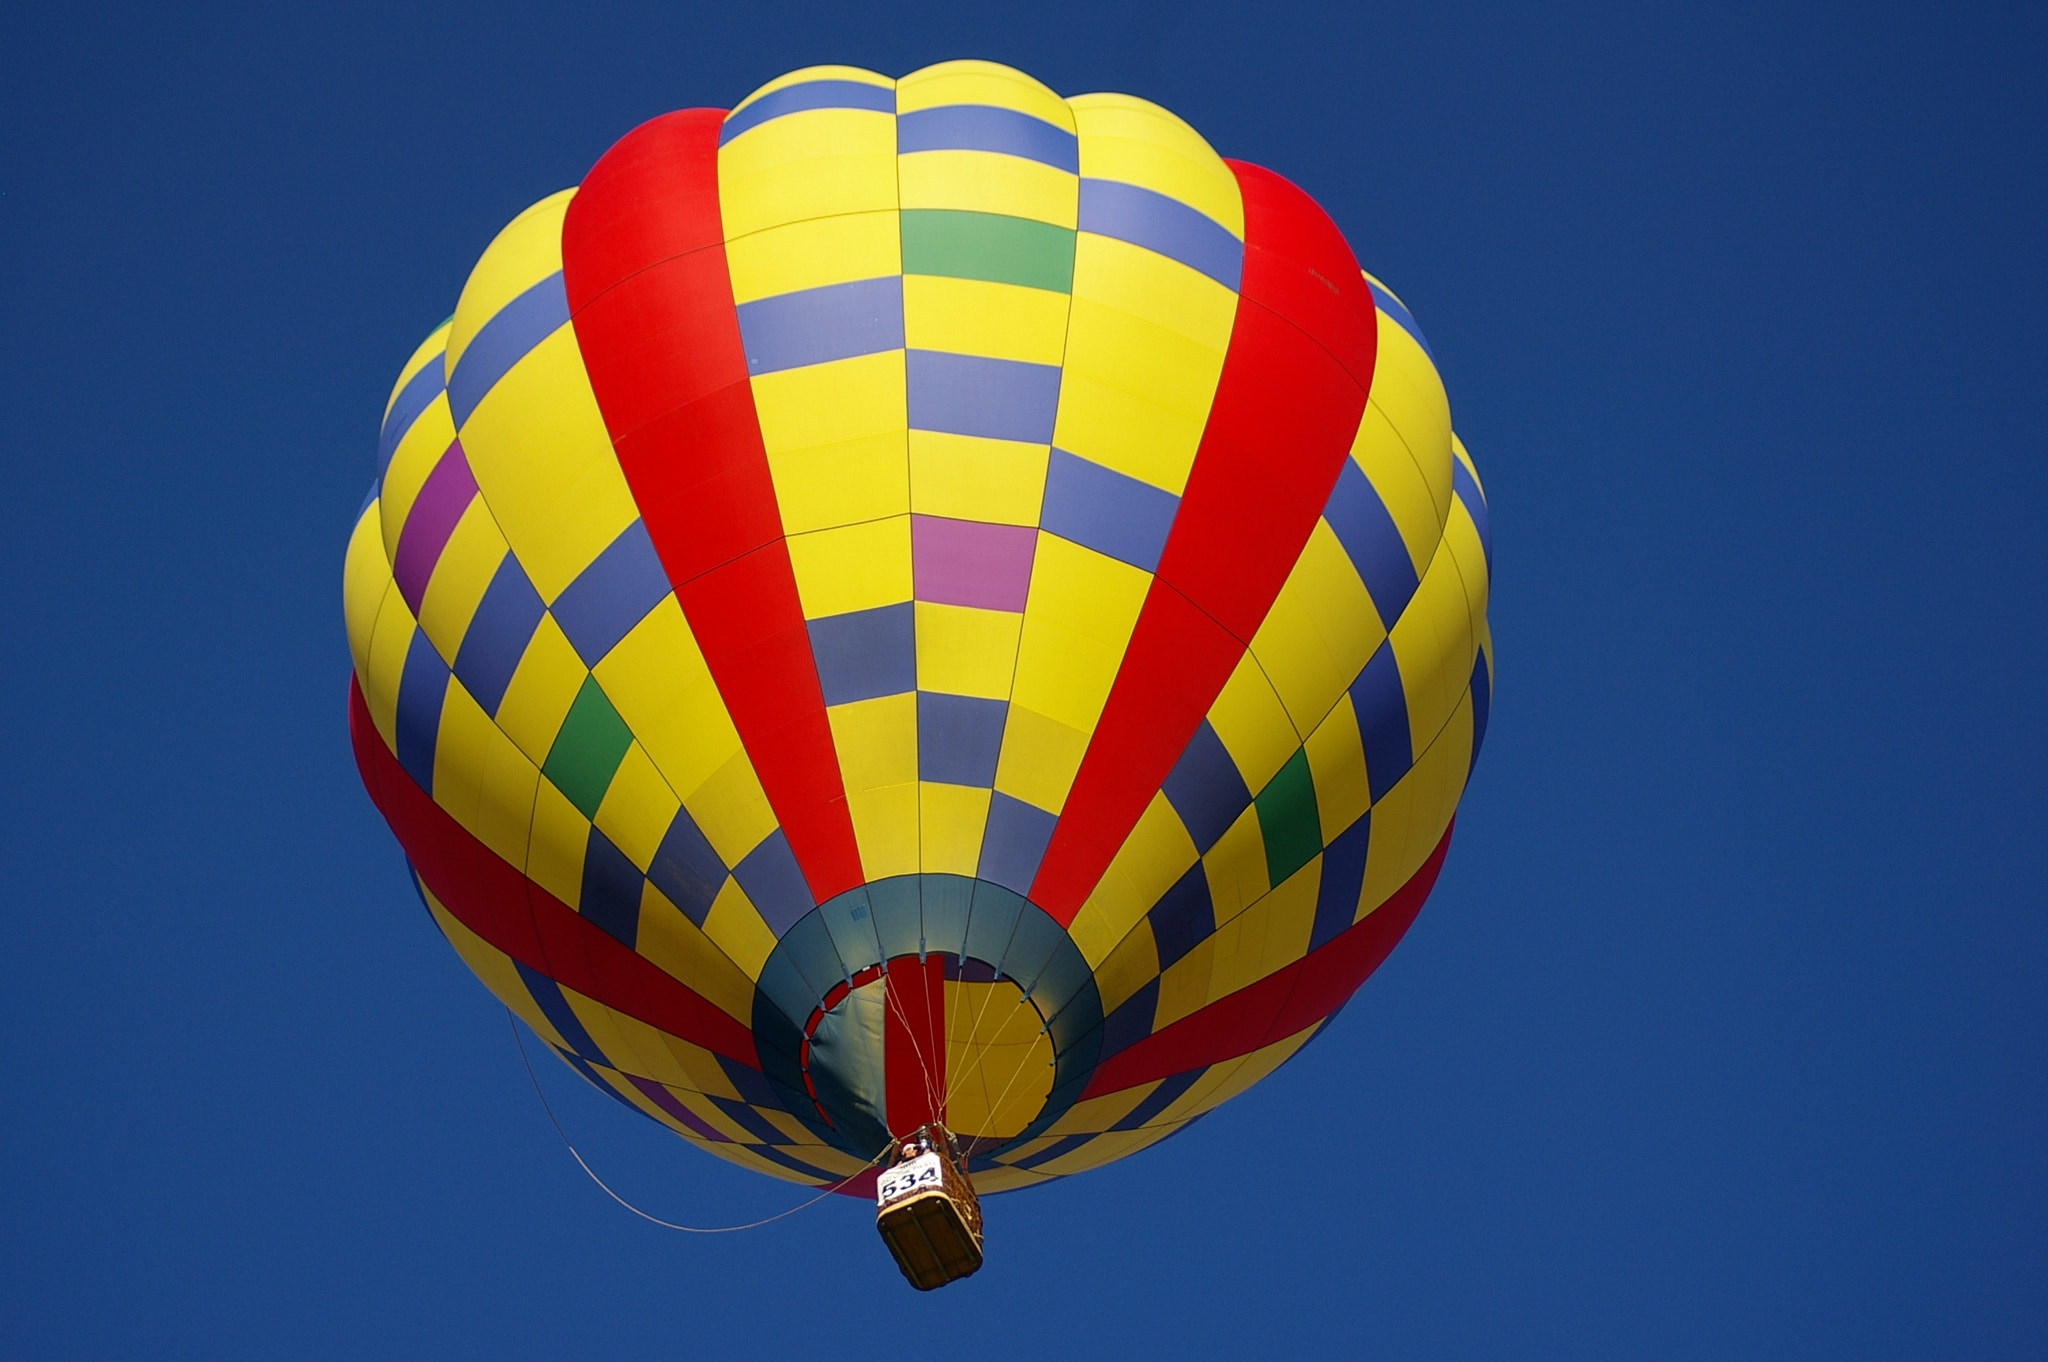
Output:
877,1153,943,1206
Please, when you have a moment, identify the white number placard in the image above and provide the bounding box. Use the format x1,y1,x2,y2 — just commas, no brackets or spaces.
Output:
876,1152,943,1206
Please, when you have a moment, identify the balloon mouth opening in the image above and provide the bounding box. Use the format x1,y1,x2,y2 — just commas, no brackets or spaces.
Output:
750,874,1103,1164
797,954,1058,1153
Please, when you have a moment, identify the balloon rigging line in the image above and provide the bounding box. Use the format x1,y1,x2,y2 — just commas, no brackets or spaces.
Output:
507,1009,887,1233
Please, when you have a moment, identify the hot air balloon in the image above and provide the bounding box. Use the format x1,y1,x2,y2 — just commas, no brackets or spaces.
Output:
344,60,1492,1287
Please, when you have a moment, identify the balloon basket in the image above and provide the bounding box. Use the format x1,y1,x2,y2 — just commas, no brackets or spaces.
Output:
874,1125,983,1290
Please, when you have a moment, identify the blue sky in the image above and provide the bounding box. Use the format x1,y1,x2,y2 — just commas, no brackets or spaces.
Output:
3,2,2042,1356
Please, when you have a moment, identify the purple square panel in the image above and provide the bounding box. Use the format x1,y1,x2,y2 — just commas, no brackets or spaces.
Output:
911,514,1036,613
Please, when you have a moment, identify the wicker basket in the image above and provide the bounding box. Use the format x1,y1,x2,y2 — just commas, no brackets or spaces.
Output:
875,1126,984,1290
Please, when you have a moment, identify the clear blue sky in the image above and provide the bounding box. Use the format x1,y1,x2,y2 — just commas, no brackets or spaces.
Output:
4,3,2042,1356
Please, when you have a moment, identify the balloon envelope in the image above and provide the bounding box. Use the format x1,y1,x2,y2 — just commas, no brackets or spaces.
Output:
345,60,1493,1195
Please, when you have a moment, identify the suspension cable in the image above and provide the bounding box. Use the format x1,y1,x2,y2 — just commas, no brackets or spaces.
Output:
508,1009,889,1233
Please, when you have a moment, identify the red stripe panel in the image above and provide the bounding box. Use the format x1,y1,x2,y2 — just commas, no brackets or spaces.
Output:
1031,584,1241,925
349,678,758,1067
1028,162,1377,924
561,108,864,905
884,954,947,1136
559,109,727,310
1078,822,1451,1101
1227,161,1378,390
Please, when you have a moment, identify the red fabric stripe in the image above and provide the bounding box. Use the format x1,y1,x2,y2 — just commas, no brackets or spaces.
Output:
1028,162,1379,923
349,678,759,1067
1078,822,1451,1100
560,109,864,904
884,954,947,1136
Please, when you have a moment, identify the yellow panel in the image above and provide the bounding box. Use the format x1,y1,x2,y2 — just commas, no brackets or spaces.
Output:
1360,690,1473,913
1389,538,1477,756
990,704,1091,814
827,693,917,793
680,748,778,868
343,501,390,683
902,275,1071,364
1068,792,1199,968
729,64,893,115
460,326,638,602
1050,371,1200,501
414,499,508,663
1090,917,1160,1016
1304,693,1370,846
623,1088,736,1154
703,1140,825,1186
383,322,450,424
633,884,757,1025
1351,402,1445,578
1052,253,1234,498
430,678,499,836
1030,1121,1183,1176
1249,519,1386,731
446,188,574,372
1152,933,1217,1031
914,602,1023,700
700,877,777,982
1206,652,1300,791
418,883,555,1036
897,151,1079,226
578,1000,695,1089
1445,493,1492,634
725,211,901,303
907,431,1048,524
1068,94,1244,238
525,776,589,909
582,1054,672,1112
1202,804,1270,925
1156,1021,1322,1125
592,743,682,871
1021,1079,1157,1140
1206,858,1320,1004
969,1164,1057,1194
943,977,1054,1139
1009,533,1151,734
646,1042,741,1102
768,431,909,535
1369,314,1454,531
717,108,899,241
361,581,417,750
378,393,455,557
895,60,1071,127
1452,431,1486,498
751,1106,822,1145
472,712,543,869
846,782,919,881
1056,294,1229,497
749,350,907,456
919,782,991,875
1075,231,1237,355
593,599,745,802
787,515,912,618
492,614,586,766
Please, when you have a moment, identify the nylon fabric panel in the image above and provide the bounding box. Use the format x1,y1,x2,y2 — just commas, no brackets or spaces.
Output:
1079,822,1449,1098
884,953,946,1134
563,109,864,906
1029,162,1374,924
351,678,758,1067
